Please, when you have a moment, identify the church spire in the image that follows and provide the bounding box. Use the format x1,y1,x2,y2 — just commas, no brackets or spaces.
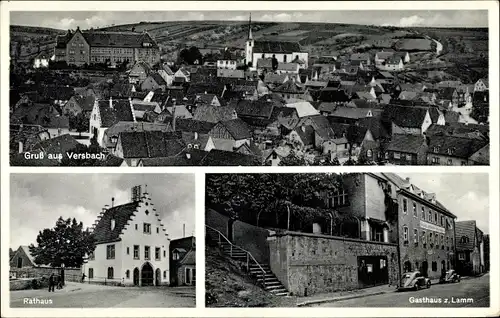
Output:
248,13,253,40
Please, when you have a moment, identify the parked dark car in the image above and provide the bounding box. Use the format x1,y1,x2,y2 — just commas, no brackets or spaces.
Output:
439,269,461,284
397,271,431,291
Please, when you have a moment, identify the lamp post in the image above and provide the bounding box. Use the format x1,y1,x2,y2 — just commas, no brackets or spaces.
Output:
61,262,65,287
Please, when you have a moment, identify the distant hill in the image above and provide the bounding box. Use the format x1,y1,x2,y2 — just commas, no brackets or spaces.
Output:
11,25,65,37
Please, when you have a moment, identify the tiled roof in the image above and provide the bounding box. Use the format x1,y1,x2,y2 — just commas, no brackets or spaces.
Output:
132,101,160,112
72,95,96,111
277,63,299,72
427,135,488,159
346,125,368,144
386,134,427,153
179,249,196,265
104,121,171,149
330,106,382,119
235,100,275,118
286,101,320,118
218,118,251,140
200,149,261,166
139,149,208,166
253,41,302,54
97,154,125,166
118,131,186,158
32,134,79,154
293,125,315,145
174,118,216,134
376,51,394,60
150,73,167,86
193,105,236,123
455,220,476,251
20,246,36,266
272,80,305,94
358,117,389,140
98,99,134,127
383,105,428,129
81,30,159,48
92,201,141,244
264,73,288,84
350,53,370,61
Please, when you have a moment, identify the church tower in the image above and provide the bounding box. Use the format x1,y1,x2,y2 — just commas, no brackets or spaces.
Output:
245,13,255,68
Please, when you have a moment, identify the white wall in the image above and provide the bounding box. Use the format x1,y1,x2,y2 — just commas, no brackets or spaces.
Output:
85,241,124,282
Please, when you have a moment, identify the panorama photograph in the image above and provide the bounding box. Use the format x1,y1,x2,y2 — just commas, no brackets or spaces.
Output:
9,9,489,166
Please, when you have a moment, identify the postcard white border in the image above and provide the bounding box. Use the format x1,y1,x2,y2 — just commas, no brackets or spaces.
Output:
1,1,499,317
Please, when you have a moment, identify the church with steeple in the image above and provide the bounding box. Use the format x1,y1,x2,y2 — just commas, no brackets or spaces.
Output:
244,14,308,70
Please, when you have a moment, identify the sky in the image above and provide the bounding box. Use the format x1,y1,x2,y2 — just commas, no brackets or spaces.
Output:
398,173,490,234
10,174,195,248
10,10,488,30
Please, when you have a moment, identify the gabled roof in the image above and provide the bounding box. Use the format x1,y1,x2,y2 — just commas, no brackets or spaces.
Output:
200,149,260,166
235,100,275,119
272,80,305,94
118,131,186,158
174,118,216,134
253,41,302,54
350,53,370,61
139,149,208,166
427,135,488,159
277,63,299,72
149,73,167,86
18,246,37,266
217,69,245,79
386,134,427,153
81,30,159,49
159,64,174,75
92,202,141,244
71,95,96,111
257,58,273,69
32,134,79,154
264,73,288,84
285,101,319,118
193,105,236,123
104,121,172,148
179,249,196,265
383,105,428,129
132,101,160,112
216,118,251,140
98,99,134,127
330,106,382,119
293,125,315,145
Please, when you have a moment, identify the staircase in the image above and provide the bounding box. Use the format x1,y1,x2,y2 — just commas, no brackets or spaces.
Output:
206,225,289,296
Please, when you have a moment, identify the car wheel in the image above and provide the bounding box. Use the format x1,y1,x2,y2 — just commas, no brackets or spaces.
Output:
414,283,420,291
427,281,431,288
457,277,460,282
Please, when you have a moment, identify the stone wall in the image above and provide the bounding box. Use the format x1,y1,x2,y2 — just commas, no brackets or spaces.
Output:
10,266,82,282
269,231,399,296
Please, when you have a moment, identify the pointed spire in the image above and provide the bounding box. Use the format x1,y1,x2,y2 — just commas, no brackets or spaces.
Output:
248,13,253,40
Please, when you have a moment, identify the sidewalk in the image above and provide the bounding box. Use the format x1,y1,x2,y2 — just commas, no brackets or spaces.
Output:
10,281,123,300
297,284,395,307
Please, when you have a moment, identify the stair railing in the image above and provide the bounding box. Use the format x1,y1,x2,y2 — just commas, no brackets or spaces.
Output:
206,224,268,289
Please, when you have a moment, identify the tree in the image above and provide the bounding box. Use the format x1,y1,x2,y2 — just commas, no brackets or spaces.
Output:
271,55,278,71
278,150,308,166
179,46,203,65
29,217,96,268
73,113,89,136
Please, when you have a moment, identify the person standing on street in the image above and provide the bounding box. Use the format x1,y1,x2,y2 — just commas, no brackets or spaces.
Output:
48,273,55,292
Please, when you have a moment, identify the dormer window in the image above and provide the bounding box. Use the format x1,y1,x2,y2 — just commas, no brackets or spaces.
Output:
194,144,200,149
110,218,115,231
143,42,151,47
111,135,118,143
187,144,193,149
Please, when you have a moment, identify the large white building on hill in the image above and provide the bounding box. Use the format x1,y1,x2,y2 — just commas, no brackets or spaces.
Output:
83,185,170,286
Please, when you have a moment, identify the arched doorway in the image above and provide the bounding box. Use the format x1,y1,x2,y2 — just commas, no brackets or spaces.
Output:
155,268,161,286
141,262,154,286
422,261,429,277
133,268,139,286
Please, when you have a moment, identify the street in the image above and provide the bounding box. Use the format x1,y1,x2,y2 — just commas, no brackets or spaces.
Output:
311,273,490,307
10,282,196,308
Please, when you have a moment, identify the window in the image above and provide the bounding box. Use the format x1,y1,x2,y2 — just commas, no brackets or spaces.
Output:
106,244,115,259
413,203,417,217
428,210,432,222
284,55,287,63
461,161,467,166
413,229,418,244
385,152,389,159
88,268,93,279
126,270,130,279
447,158,453,165
406,154,412,161
135,224,138,230
330,190,348,207
460,236,470,244
394,152,400,159
403,226,409,245
441,216,444,226
422,230,426,247
402,198,408,214
89,251,95,260
421,207,425,220
144,223,151,234
432,261,437,272
458,252,465,260
157,227,159,234
155,247,161,260
434,212,438,223
429,232,433,247
367,149,373,158
134,245,140,259
441,235,444,249
107,267,114,279
145,246,150,260
127,247,130,255
163,250,166,258
173,251,180,260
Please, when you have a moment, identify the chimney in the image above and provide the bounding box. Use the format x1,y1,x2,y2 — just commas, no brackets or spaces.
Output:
18,141,23,154
109,96,113,109
111,197,115,208
183,224,186,238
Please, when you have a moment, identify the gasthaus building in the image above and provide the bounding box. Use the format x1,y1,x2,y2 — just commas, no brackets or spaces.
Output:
83,185,170,286
382,174,457,280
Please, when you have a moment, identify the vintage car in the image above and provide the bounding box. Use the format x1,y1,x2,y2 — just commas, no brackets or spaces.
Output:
397,271,431,291
439,269,461,284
